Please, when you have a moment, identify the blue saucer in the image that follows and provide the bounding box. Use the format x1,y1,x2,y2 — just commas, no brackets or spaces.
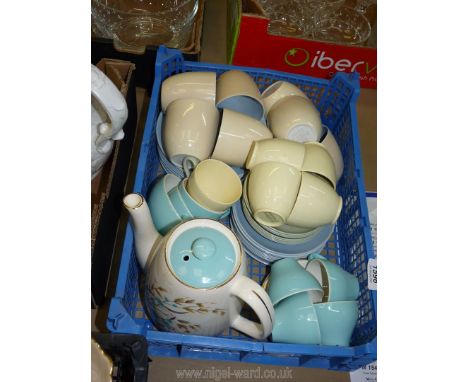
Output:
229,200,334,264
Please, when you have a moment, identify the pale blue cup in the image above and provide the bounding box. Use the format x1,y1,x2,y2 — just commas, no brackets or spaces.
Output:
266,258,323,306
272,291,321,345
306,253,360,302
314,300,358,346
168,185,193,220
147,174,183,235
176,179,229,220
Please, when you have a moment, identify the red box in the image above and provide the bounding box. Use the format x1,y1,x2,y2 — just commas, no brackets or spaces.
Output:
228,0,377,89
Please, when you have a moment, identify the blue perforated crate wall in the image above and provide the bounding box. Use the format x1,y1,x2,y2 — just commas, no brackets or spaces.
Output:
107,46,376,371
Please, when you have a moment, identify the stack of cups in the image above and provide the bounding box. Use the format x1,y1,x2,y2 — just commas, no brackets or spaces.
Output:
160,70,273,177
147,158,242,235
245,138,342,230
265,256,360,346
227,79,346,264
244,80,345,233
157,71,346,267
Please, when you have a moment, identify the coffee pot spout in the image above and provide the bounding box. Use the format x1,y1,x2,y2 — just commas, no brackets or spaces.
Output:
123,193,161,269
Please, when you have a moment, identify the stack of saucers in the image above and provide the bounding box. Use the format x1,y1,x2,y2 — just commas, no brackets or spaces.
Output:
230,201,334,264
155,111,245,178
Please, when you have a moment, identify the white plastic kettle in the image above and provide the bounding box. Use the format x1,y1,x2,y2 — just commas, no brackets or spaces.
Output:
91,64,128,179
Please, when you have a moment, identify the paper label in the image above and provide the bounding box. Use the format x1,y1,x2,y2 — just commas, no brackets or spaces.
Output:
366,194,377,257
366,194,377,291
370,222,377,257
349,194,377,381
367,258,377,290
350,361,377,382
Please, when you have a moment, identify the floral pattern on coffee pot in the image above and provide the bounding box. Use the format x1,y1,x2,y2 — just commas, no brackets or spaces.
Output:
145,284,226,334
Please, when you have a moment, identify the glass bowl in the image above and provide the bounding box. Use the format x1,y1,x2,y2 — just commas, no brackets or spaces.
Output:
311,5,371,46
91,0,198,53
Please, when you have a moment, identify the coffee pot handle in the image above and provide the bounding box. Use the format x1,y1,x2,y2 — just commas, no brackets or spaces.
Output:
229,276,274,340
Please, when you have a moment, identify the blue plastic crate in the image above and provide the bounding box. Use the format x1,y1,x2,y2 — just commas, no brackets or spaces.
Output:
107,46,377,371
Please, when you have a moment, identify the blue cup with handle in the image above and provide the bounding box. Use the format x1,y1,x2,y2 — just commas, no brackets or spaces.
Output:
167,184,193,220
266,258,323,306
306,253,360,302
272,291,321,345
314,300,358,346
171,156,230,220
147,174,183,235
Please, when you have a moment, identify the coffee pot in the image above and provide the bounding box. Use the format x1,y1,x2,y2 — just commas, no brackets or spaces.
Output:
123,193,274,339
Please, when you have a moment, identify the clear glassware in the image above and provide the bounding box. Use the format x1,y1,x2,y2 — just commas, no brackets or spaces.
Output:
360,0,376,47
311,5,371,46
354,0,376,14
258,0,308,37
258,0,346,38
299,0,347,34
91,0,198,53
367,23,376,48
300,0,347,12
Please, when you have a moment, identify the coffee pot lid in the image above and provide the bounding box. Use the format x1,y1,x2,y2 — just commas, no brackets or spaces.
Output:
166,220,240,288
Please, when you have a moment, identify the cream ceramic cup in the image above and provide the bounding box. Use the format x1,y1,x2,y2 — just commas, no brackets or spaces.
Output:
211,109,273,167
216,70,264,120
186,159,242,212
248,162,302,227
302,141,337,189
320,126,344,181
245,138,305,171
287,172,343,229
261,81,309,116
163,98,220,166
161,71,216,112
268,95,323,143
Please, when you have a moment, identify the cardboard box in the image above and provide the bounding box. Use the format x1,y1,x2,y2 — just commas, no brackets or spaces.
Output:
91,59,137,307
92,0,205,90
227,0,377,88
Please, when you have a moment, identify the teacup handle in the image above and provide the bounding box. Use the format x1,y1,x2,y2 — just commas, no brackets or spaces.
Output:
182,156,201,177
307,253,327,261
229,276,274,340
